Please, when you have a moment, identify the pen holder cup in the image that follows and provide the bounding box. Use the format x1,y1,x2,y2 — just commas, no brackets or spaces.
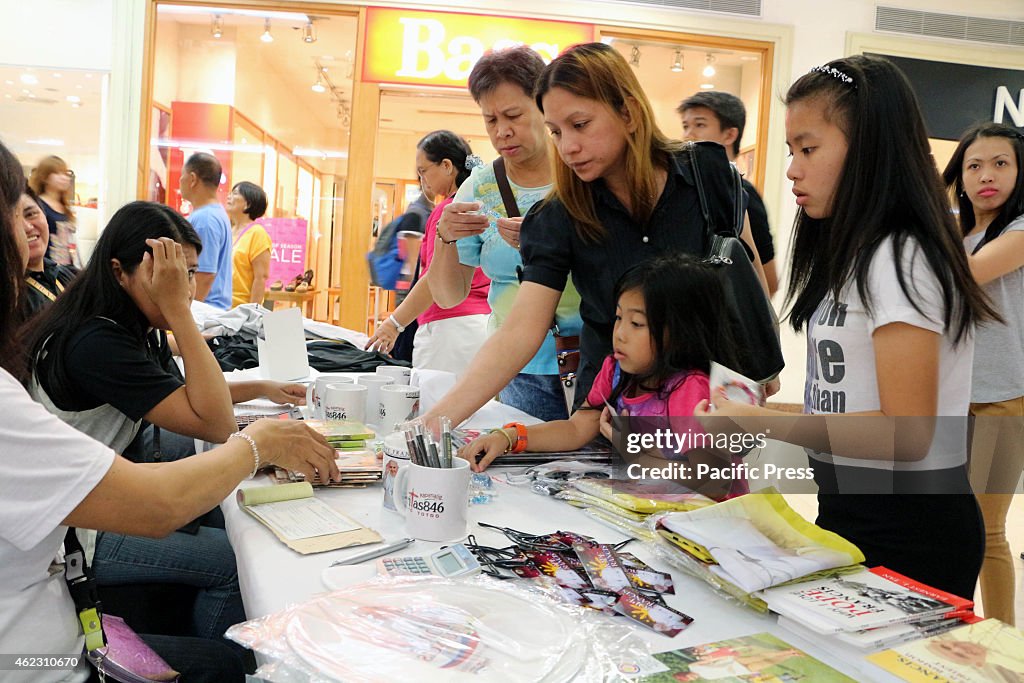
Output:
393,457,470,542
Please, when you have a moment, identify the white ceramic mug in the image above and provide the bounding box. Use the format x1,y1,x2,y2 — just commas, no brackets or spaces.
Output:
381,433,412,512
393,457,471,541
322,383,367,423
357,375,395,427
306,374,354,419
378,385,420,432
376,365,412,384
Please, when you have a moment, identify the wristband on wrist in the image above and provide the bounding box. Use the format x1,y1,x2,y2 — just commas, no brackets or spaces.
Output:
489,427,516,454
230,431,260,479
436,228,458,245
387,314,406,333
502,422,528,453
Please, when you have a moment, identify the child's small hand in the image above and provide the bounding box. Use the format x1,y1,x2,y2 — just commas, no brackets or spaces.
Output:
458,432,509,473
599,406,628,443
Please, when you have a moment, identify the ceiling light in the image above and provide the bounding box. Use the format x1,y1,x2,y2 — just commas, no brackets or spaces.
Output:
20,73,38,85
52,73,62,78
211,14,223,39
670,49,683,73
66,95,81,103
302,20,316,44
71,102,81,108
700,83,715,89
27,138,64,146
629,45,640,68
702,53,716,78
260,18,273,43
4,80,12,85
311,72,326,93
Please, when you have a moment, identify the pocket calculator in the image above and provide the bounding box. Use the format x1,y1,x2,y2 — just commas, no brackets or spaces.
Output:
377,543,482,578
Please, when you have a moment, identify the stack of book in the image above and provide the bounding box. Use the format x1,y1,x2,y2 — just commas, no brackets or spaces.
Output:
303,419,375,450
653,489,865,610
762,566,979,654
555,478,715,542
275,450,383,488
868,618,1024,682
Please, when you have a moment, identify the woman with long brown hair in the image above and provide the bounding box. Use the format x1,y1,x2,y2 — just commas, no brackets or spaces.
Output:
28,155,79,267
426,42,765,427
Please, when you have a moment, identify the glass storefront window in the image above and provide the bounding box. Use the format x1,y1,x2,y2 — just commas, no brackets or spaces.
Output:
148,4,358,313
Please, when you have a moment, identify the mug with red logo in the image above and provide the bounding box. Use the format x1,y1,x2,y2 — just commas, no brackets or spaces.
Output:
392,457,470,541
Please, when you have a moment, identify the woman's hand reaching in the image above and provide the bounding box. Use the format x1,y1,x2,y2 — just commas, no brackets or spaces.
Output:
244,419,339,483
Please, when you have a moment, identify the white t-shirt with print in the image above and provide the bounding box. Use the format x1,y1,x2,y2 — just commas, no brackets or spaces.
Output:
803,236,973,471
0,368,114,682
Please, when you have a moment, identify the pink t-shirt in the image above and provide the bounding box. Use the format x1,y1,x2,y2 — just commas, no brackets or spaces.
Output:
418,197,492,325
586,355,748,498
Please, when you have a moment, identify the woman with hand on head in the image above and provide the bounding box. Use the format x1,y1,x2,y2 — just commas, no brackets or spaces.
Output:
28,154,80,267
0,142,339,682
427,46,583,421
942,122,1024,624
425,42,767,428
225,181,272,307
21,201,310,652
365,131,491,377
19,187,77,317
695,55,996,599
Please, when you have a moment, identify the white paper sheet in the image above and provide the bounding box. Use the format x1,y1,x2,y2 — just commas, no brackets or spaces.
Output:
246,498,360,541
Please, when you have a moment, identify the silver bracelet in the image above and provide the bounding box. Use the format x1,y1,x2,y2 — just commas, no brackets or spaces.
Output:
388,314,406,333
230,431,260,479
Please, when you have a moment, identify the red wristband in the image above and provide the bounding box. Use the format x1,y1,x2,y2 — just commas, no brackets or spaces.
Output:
503,422,528,453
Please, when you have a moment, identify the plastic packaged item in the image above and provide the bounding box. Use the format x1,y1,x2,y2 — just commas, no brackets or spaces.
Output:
503,462,613,496
227,576,658,682
469,472,496,505
572,479,715,514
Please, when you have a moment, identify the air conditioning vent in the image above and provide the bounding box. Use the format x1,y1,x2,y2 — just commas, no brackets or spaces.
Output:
876,6,1024,47
594,0,760,19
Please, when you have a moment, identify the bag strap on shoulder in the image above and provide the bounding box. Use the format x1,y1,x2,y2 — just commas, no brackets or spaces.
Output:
492,158,520,218
63,528,106,652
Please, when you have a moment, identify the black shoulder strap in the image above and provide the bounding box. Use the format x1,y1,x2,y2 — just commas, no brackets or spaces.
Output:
63,529,106,652
492,158,520,218
686,141,745,244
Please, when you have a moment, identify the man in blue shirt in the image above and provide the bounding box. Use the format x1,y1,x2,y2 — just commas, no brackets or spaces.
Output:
180,152,232,309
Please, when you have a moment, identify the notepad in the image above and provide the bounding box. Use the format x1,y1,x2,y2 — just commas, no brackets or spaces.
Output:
237,482,381,554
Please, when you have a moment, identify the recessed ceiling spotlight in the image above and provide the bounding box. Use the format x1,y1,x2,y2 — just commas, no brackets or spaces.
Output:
20,73,38,85
702,53,716,78
66,95,81,103
629,45,641,68
700,83,715,90
670,49,683,73
260,18,274,43
311,72,326,93
211,14,223,39
302,20,316,44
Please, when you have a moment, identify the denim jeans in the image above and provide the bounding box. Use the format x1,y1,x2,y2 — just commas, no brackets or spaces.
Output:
499,373,569,422
92,526,245,642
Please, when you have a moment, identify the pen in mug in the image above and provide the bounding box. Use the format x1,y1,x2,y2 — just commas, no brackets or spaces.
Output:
427,441,441,469
441,416,452,468
403,430,421,466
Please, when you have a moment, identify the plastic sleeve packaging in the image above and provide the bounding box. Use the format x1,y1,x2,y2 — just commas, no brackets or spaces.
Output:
226,575,658,682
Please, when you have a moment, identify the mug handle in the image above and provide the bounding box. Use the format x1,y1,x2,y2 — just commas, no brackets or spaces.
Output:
393,464,410,518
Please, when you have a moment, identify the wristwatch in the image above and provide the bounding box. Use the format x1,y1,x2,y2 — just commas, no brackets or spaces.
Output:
502,422,528,453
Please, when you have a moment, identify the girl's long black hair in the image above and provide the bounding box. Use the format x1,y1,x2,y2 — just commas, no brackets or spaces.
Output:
784,55,997,343
941,122,1024,252
607,254,741,405
21,201,201,404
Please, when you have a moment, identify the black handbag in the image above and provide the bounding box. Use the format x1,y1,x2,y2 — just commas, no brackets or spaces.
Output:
685,141,784,383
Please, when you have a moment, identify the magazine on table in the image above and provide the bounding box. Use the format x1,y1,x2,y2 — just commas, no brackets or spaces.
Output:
760,566,973,634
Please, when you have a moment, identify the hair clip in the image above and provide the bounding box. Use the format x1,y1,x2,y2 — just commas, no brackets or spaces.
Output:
465,154,484,170
810,64,854,85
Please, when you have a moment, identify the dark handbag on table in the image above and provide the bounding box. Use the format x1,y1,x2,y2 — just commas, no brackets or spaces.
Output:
494,158,581,387
685,141,784,384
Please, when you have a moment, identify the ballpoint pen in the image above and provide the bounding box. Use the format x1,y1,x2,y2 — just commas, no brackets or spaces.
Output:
329,538,416,566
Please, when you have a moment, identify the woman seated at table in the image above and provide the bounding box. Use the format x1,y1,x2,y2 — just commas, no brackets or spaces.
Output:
0,140,339,682
21,201,306,648
225,181,272,308
19,187,77,316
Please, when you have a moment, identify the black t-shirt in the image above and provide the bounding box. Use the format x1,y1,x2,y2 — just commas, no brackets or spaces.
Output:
37,316,183,420
519,143,738,399
25,258,77,317
743,177,774,264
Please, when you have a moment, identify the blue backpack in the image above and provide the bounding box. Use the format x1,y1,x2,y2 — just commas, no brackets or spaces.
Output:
366,199,431,290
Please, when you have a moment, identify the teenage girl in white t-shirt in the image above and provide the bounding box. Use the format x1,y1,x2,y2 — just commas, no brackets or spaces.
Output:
943,122,1024,625
696,55,998,600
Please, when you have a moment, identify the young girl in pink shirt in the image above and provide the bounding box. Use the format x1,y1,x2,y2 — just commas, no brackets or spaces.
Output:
462,254,746,498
